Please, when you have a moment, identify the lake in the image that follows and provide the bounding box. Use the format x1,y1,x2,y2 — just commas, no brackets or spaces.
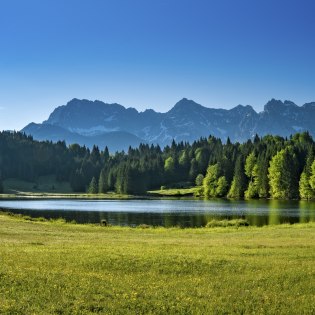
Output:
0,199,314,227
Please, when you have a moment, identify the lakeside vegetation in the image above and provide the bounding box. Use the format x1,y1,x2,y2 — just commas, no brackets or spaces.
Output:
0,212,314,314
148,186,200,197
1,131,315,200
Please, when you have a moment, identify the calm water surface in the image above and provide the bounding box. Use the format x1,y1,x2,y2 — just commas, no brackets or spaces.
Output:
0,199,314,227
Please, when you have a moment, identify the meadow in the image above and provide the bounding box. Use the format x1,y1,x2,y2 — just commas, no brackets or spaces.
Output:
0,213,314,314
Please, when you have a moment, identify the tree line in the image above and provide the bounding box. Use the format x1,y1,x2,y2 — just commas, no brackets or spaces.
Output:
1,131,315,199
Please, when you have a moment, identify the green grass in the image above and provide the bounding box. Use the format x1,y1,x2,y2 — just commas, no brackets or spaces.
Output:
148,186,201,197
3,176,73,194
0,213,314,314
1,177,137,199
0,191,138,200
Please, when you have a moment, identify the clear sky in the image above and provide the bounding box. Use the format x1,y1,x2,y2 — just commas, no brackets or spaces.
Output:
1,0,315,130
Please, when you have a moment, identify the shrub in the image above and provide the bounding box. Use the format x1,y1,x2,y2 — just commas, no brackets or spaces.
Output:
206,219,249,228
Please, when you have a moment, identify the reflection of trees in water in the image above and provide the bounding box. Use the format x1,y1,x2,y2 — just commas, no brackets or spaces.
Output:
268,200,281,225
299,201,315,223
3,199,315,227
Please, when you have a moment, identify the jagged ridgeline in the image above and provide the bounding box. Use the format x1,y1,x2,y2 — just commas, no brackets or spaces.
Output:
21,98,315,152
1,131,315,199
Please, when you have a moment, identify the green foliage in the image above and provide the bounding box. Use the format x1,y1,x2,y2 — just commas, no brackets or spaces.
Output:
195,174,204,186
255,157,269,198
178,150,190,169
1,131,315,200
164,156,175,173
203,164,228,198
98,169,108,193
189,158,199,181
148,187,198,197
268,147,299,199
195,147,209,173
206,219,249,227
3,176,72,194
244,153,259,199
88,177,98,194
203,164,219,198
310,160,315,190
228,156,247,199
244,152,256,178
215,176,228,197
299,171,314,200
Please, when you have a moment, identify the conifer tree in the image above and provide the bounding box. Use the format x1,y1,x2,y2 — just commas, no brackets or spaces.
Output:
299,171,314,200
228,156,247,198
0,177,3,194
98,169,108,193
195,174,204,186
268,147,299,199
215,176,228,197
309,160,315,191
299,152,315,199
103,146,110,163
189,158,199,181
244,152,259,199
88,177,98,194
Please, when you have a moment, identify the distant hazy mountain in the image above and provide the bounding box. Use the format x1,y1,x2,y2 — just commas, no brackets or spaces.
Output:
21,98,315,151
22,122,145,152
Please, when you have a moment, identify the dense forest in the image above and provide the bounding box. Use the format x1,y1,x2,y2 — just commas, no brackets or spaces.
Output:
1,131,315,200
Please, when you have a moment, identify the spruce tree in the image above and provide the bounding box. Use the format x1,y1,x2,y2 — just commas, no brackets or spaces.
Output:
309,160,315,191
215,176,228,197
189,158,199,181
0,177,3,194
88,177,98,194
195,174,204,186
228,156,247,199
299,171,314,200
299,152,315,199
98,169,108,193
244,152,259,199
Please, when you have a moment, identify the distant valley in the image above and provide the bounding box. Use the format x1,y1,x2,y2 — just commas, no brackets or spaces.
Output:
22,98,315,151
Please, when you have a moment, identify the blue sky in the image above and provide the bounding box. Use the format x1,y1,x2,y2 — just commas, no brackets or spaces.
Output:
1,0,315,130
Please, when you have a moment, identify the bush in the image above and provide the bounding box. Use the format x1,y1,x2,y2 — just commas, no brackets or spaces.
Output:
206,219,249,228
194,187,204,197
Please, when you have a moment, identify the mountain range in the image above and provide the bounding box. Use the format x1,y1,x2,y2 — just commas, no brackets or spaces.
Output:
21,98,315,151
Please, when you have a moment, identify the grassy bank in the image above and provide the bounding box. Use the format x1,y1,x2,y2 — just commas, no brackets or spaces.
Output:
2,177,138,199
0,192,139,200
148,186,200,197
0,214,314,314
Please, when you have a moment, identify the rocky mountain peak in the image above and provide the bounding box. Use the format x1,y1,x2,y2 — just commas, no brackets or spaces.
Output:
170,98,203,112
263,99,284,112
22,97,315,152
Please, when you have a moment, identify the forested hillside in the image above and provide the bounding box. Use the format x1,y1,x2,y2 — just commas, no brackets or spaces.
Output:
1,131,315,199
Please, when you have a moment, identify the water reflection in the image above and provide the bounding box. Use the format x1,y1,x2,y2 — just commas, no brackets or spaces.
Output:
0,199,314,227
